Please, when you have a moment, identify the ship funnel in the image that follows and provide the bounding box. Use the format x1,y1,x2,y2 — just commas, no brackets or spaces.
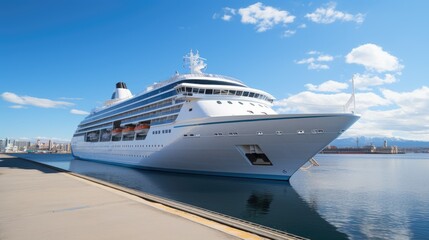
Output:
116,82,128,89
111,82,132,100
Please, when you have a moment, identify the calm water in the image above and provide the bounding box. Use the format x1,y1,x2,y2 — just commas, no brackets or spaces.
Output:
11,153,429,240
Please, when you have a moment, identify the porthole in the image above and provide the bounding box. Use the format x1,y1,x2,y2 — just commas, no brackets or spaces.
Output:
217,101,222,104
227,101,232,104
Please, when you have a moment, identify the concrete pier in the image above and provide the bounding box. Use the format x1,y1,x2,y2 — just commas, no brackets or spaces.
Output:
0,154,302,240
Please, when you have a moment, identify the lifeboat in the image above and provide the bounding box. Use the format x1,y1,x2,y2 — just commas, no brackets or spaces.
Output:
111,127,123,136
134,123,150,133
122,125,135,135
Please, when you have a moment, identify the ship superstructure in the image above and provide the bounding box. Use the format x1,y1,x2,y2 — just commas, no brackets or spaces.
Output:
71,51,359,180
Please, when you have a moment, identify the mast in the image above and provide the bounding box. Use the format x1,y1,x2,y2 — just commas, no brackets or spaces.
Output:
352,74,356,112
183,50,207,74
344,74,357,113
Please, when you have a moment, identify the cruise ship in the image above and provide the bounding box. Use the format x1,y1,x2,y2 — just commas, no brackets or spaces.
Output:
71,51,359,180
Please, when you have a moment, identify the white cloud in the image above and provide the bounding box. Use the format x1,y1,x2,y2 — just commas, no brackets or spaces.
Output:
309,62,329,70
59,97,83,100
308,50,321,55
305,80,349,93
283,29,296,37
317,55,334,62
9,105,25,109
354,73,397,90
214,7,236,21
274,86,429,141
305,2,364,24
347,87,429,140
381,86,429,114
298,23,307,29
296,51,334,70
70,109,89,115
296,57,315,64
238,2,295,32
1,92,74,108
346,43,403,73
274,91,389,113
222,15,232,21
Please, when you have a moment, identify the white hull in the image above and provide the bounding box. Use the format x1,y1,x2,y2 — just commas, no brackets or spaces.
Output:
72,113,358,180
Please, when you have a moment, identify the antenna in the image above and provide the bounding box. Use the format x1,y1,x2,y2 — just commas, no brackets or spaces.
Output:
344,74,357,113
352,74,356,112
183,50,207,74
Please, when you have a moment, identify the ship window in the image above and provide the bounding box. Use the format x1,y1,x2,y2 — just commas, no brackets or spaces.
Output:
185,87,192,92
198,89,205,94
189,108,193,111
206,89,213,94
243,91,249,97
213,89,221,95
254,93,260,98
228,90,236,95
227,101,232,104
249,92,255,97
192,88,199,93
236,91,243,96
221,89,228,95
217,101,222,104
238,102,243,105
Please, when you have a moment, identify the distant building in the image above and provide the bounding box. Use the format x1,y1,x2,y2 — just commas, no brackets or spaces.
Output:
65,143,71,153
322,141,402,154
16,141,30,152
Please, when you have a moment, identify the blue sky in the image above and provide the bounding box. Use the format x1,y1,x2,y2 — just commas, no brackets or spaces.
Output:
1,0,428,141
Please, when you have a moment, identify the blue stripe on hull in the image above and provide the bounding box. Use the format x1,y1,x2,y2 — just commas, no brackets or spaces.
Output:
74,157,291,181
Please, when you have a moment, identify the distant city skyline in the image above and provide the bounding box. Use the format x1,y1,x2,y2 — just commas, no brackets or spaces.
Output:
0,137,71,153
1,1,428,141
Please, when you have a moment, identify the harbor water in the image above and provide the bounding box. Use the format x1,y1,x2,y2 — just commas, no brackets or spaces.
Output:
11,153,429,239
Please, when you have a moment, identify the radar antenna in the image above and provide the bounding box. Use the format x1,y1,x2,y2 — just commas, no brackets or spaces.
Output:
183,50,207,74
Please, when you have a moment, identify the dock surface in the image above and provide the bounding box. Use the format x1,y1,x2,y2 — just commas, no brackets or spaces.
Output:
0,154,267,240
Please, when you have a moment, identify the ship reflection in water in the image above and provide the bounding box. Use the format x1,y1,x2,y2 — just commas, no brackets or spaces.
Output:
69,159,347,239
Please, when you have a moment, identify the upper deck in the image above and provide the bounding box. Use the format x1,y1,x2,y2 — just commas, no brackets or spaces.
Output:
80,50,276,127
